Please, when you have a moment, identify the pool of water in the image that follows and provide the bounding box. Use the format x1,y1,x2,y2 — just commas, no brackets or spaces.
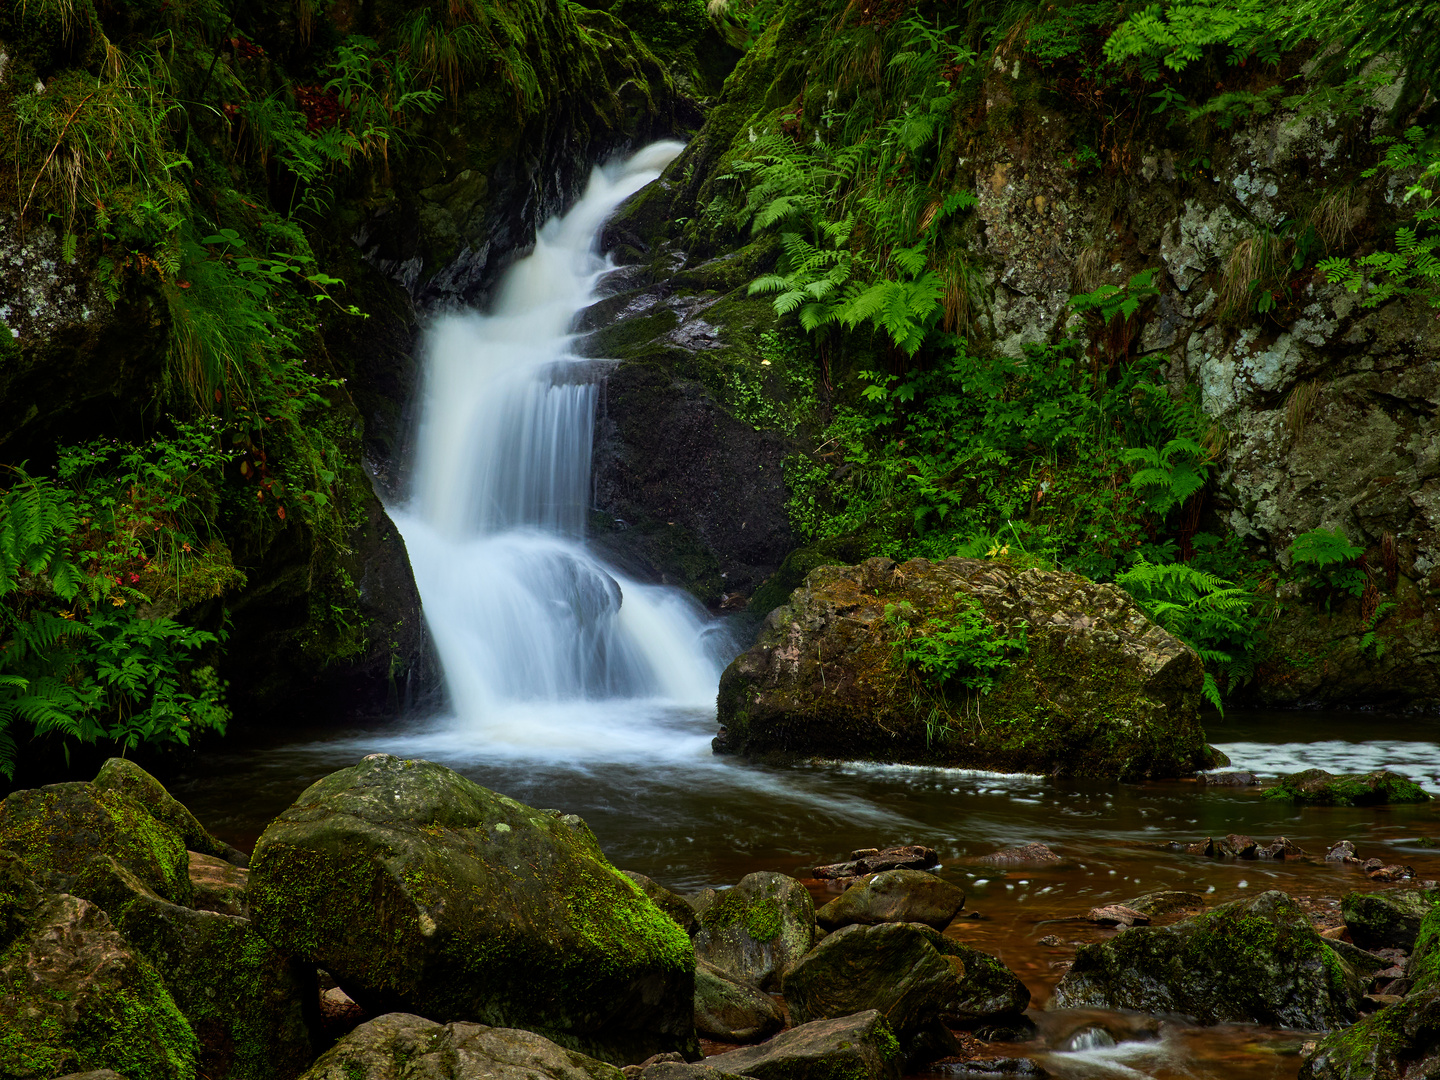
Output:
166,706,1440,1080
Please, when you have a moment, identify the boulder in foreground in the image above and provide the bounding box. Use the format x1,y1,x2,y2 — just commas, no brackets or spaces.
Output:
1051,890,1362,1030
249,755,696,1064
714,558,1218,779
692,872,816,991
693,959,783,1043
706,1011,903,1080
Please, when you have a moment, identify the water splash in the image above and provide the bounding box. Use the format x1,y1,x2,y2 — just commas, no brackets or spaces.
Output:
394,142,730,747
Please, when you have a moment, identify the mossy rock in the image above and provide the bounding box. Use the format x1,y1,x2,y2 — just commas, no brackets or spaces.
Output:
0,892,198,1080
1299,985,1440,1080
912,930,1031,1026
692,872,816,991
701,1010,904,1080
111,890,317,1080
91,759,228,861
1264,770,1432,807
1051,890,1362,1031
248,755,697,1065
715,557,1217,779
1342,889,1440,952
0,782,193,909
623,871,698,936
694,958,784,1043
1408,905,1440,997
296,1012,626,1080
814,869,966,932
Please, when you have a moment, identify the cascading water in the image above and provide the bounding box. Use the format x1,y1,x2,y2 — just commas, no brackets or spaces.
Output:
392,142,729,752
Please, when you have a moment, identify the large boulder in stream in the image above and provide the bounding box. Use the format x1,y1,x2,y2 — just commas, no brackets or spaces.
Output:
248,755,697,1064
713,558,1220,778
1051,890,1363,1030
814,869,965,931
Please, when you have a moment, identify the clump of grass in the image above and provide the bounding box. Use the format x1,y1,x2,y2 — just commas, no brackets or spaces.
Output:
1284,379,1324,435
1310,187,1363,250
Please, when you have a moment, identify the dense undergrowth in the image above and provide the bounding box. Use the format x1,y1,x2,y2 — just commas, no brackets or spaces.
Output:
704,0,1437,710
0,0,703,777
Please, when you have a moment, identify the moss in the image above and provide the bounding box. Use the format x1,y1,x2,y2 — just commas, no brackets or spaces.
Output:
1410,906,1440,995
1265,769,1432,806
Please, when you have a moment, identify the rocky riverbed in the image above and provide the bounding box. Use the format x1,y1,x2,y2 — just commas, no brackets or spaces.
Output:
4,754,1439,1080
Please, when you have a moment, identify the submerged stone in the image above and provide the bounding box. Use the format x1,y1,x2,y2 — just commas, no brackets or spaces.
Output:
296,1013,625,1080
248,755,697,1064
692,872,816,991
814,869,965,931
715,558,1217,778
1050,890,1362,1030
1264,769,1432,807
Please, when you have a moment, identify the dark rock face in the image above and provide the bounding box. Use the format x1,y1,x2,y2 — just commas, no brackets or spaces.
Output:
1299,986,1440,1080
0,891,198,1080
1051,890,1362,1030
704,1011,904,1080
248,755,697,1064
917,933,1031,1027
296,1013,626,1080
1265,770,1432,807
692,872,816,992
693,959,784,1043
814,870,965,932
715,557,1216,777
1343,889,1440,952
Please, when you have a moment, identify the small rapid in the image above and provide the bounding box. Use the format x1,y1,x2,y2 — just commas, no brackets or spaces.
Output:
392,142,729,744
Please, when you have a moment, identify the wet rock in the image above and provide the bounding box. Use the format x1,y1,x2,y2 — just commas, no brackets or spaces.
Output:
1265,769,1432,807
297,1013,627,1080
320,985,369,1039
1086,905,1149,927
188,850,249,918
702,1010,904,1080
622,1052,685,1080
924,935,1032,1026
812,845,938,879
693,872,816,991
1299,986,1440,1080
1363,861,1415,883
1262,837,1308,860
714,558,1217,778
0,781,193,908
1051,890,1363,1029
248,755,697,1064
642,1064,754,1080
111,885,318,1080
1328,841,1362,864
625,871,699,936
977,843,1063,867
1121,891,1206,918
0,890,198,1079
782,923,961,1052
91,758,232,861
1200,771,1263,786
1342,889,1440,951
1408,905,1440,994
813,869,965,931
1181,835,1306,860
694,959,784,1043
942,1060,1048,1076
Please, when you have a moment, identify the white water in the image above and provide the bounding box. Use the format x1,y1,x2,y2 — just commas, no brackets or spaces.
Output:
393,142,730,754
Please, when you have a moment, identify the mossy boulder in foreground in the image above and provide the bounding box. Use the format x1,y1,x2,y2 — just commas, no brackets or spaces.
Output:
1341,888,1440,952
1051,890,1362,1030
705,1010,903,1080
692,872,816,990
715,557,1218,778
1264,769,1432,807
296,1012,626,1080
1299,986,1440,1080
247,755,697,1064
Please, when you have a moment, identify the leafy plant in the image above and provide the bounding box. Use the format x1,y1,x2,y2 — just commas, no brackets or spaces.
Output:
1289,526,1366,603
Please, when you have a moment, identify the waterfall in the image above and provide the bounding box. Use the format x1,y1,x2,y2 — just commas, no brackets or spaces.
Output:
392,142,728,752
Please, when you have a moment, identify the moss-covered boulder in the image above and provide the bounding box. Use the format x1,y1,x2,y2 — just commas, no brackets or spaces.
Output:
917,933,1031,1028
1264,770,1432,807
248,755,697,1064
1051,890,1362,1030
1342,889,1440,952
187,852,249,918
624,871,699,936
694,959,784,1043
296,1012,626,1080
1299,986,1440,1080
91,760,230,862
0,782,192,909
703,1010,904,1080
110,891,317,1080
692,872,816,991
782,923,961,1055
715,557,1217,778
0,891,198,1080
814,870,965,932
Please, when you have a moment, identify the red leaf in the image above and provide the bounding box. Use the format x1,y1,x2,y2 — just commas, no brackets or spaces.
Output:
277,506,286,521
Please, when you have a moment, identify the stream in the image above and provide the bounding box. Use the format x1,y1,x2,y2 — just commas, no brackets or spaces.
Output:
171,144,1440,1080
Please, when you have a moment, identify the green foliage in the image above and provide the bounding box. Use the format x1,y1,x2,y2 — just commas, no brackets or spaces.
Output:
885,596,1028,697
1103,0,1279,75
1288,526,1366,602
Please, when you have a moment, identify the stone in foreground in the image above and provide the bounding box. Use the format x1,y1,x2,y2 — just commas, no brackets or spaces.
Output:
1051,890,1362,1030
91,758,234,862
706,1011,903,1080
694,959,783,1043
692,872,816,991
1264,769,1432,806
715,558,1217,778
814,869,964,931
1299,986,1440,1080
297,1013,625,1080
248,755,696,1064
1342,888,1440,951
